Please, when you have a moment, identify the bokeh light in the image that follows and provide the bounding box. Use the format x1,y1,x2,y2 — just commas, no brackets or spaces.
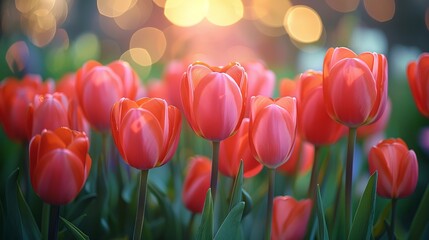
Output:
364,0,395,22
130,27,167,65
252,0,291,28
97,0,136,18
114,0,153,30
6,41,29,73
425,8,429,31
164,0,209,27
325,0,359,13
206,0,243,26
120,49,152,79
284,5,323,44
71,33,100,68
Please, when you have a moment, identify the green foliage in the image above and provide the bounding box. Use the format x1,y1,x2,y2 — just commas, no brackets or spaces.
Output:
197,189,214,240
316,185,329,240
408,184,429,239
60,216,90,240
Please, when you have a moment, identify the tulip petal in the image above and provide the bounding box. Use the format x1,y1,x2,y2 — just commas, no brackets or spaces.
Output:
119,108,163,170
159,106,182,166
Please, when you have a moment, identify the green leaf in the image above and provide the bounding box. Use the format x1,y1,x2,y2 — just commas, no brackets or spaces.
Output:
241,189,253,218
196,189,213,240
348,172,377,240
66,193,96,220
372,201,391,238
5,168,41,240
316,185,329,240
148,181,181,239
60,216,89,240
408,184,429,239
229,161,243,211
214,202,245,240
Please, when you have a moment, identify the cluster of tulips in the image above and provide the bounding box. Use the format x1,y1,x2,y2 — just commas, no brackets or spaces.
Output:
0,48,427,239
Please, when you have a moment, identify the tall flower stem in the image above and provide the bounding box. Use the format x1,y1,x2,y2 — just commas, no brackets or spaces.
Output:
265,168,275,240
48,205,60,240
210,141,220,201
133,170,149,240
307,146,321,198
345,127,357,235
389,198,397,240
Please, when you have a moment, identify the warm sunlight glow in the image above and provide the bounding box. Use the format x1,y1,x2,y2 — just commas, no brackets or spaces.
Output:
253,0,291,28
130,27,166,65
114,0,152,30
364,0,395,22
164,0,209,27
284,6,323,43
97,0,136,18
206,0,243,26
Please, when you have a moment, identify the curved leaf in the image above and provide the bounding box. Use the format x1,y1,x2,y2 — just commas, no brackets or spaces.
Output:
197,189,213,240
60,217,89,240
214,202,245,240
229,161,243,211
408,184,429,239
316,185,329,240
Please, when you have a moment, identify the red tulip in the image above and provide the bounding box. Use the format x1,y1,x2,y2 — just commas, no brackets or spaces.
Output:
271,196,312,240
182,156,211,213
279,78,298,98
249,96,297,169
0,74,54,142
407,53,429,117
75,60,139,131
357,98,391,138
27,93,69,138
219,118,263,178
180,62,247,141
110,97,181,170
299,71,347,145
56,73,77,100
323,47,388,127
243,61,275,116
29,127,92,205
278,135,314,175
368,138,418,199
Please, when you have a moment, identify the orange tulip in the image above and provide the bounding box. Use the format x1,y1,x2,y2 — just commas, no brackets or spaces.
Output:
182,156,211,213
27,93,69,138
110,97,181,170
243,61,275,116
299,71,347,145
29,127,92,205
180,62,247,141
219,118,263,178
279,78,298,98
407,53,429,117
323,47,388,127
249,96,297,169
75,60,139,131
0,74,54,142
368,138,418,199
271,196,312,240
278,135,314,175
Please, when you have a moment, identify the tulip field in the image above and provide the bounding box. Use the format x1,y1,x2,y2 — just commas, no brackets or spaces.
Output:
0,1,429,240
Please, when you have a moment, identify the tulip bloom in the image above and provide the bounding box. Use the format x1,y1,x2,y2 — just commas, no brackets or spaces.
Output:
29,127,92,205
323,47,388,127
407,53,429,117
27,93,70,138
219,118,263,178
368,138,418,199
110,97,181,170
278,135,314,175
182,156,211,213
180,62,247,141
271,196,312,240
243,61,275,116
75,60,139,131
249,96,297,169
0,75,54,142
299,71,346,145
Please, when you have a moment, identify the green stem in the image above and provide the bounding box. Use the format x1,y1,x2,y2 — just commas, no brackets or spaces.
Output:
345,127,357,235
307,146,321,198
390,198,397,240
48,205,60,240
186,213,196,239
42,203,50,240
133,170,149,240
210,141,220,202
265,169,275,240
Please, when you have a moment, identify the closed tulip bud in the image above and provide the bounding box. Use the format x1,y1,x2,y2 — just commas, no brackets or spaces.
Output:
0,74,54,142
180,61,247,141
27,93,70,138
299,71,347,145
407,53,429,117
110,97,181,170
271,196,312,240
29,127,92,205
182,156,211,213
368,138,418,199
249,96,297,169
219,118,263,178
323,47,388,128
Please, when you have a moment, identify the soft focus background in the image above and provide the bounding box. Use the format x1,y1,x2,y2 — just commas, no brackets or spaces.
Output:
1,0,429,238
